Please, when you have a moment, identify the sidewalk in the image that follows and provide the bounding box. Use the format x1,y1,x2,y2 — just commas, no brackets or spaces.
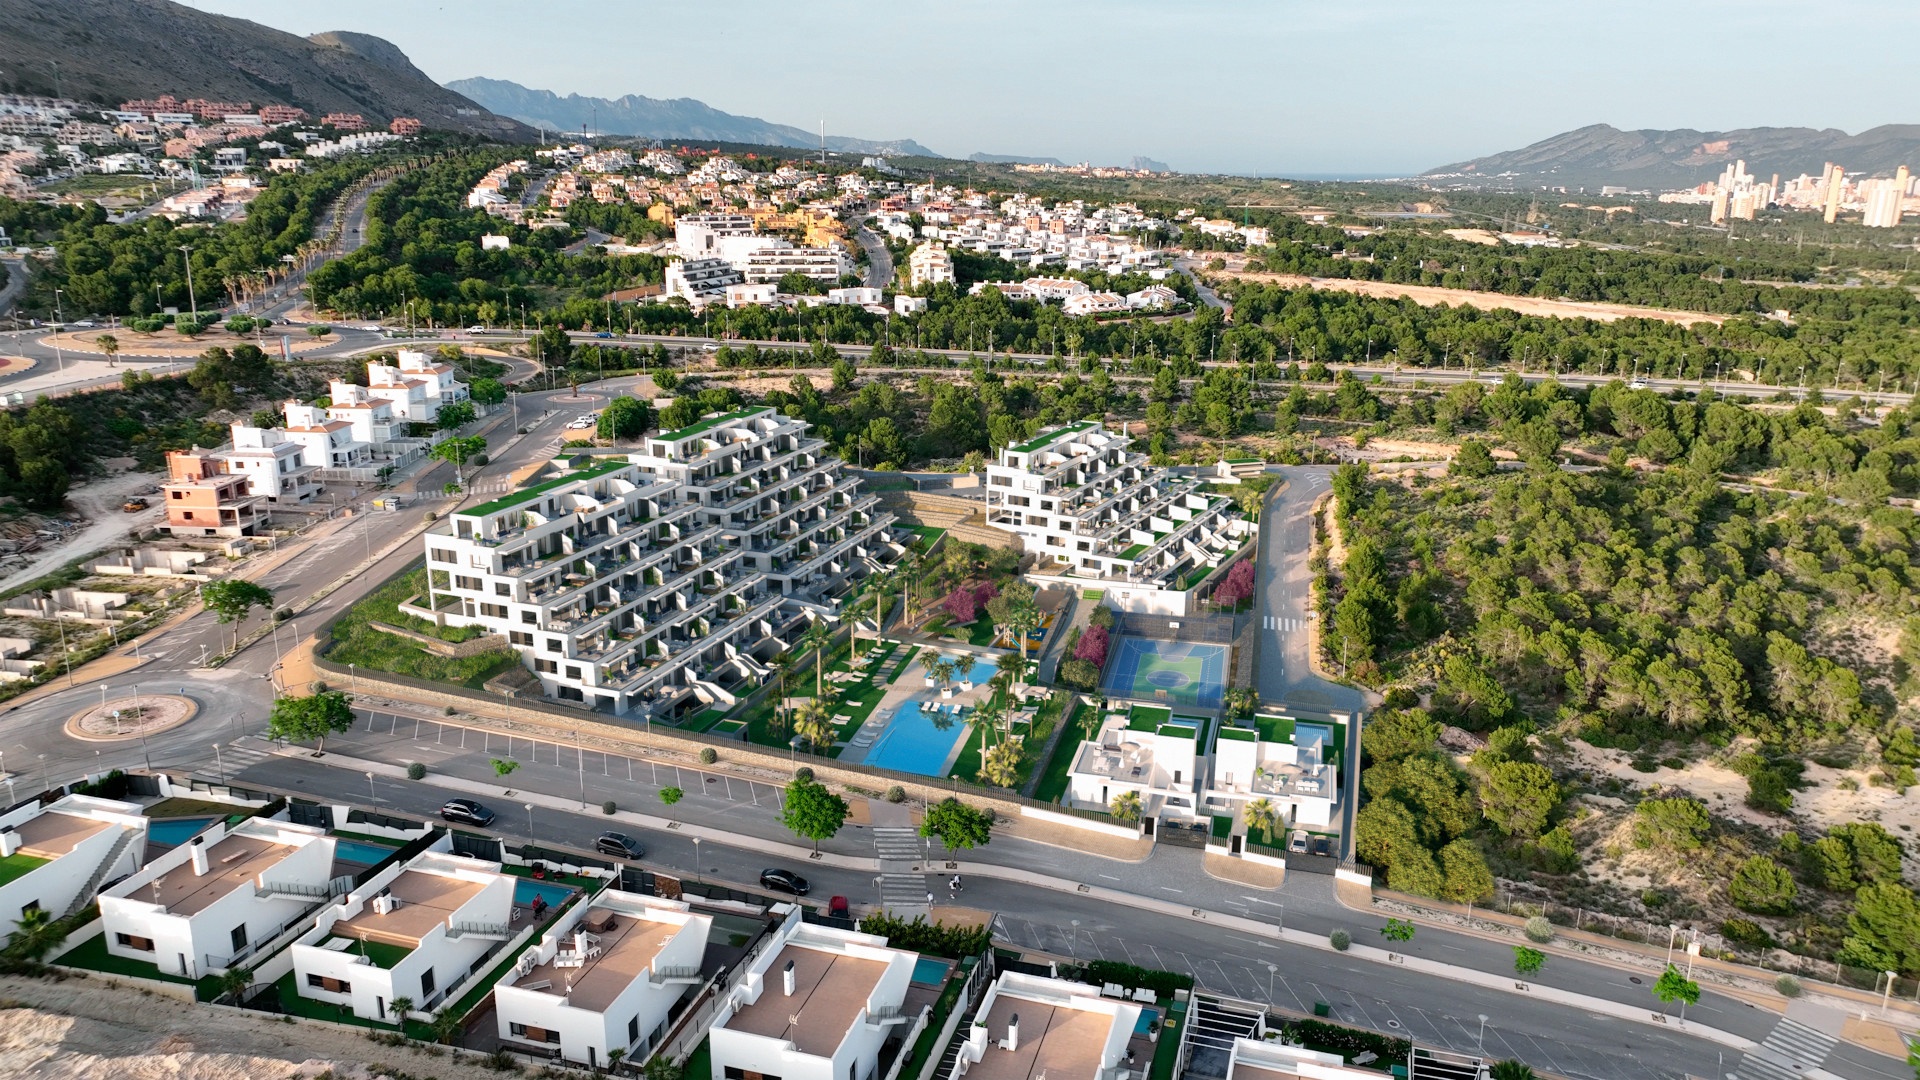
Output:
258,737,1824,1073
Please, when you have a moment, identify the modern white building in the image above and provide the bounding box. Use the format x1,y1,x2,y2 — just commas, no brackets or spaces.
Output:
675,213,757,258
406,407,898,718
493,891,710,1068
707,908,919,1080
0,795,147,933
291,849,516,1022
1062,291,1127,317
949,971,1142,1080
221,423,321,504
1203,716,1337,829
281,402,372,473
99,818,339,978
985,422,1251,615
908,243,954,289
741,244,854,285
1226,1033,1398,1080
1066,708,1208,823
365,349,469,425
666,257,745,305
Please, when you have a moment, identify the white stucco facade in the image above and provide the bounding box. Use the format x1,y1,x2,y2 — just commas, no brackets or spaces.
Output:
0,795,147,934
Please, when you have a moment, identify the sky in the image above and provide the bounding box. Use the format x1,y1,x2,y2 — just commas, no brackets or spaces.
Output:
189,0,1920,176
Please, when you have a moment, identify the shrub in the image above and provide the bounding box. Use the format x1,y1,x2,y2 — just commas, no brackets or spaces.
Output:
312,680,329,693
1523,915,1554,943
471,453,489,467
444,706,457,716
699,747,717,765
406,762,426,781
1775,974,1801,998
1074,625,1110,666
601,799,617,815
1329,928,1351,951
660,787,684,805
275,607,293,622
794,766,815,784
1720,918,1774,949
1729,855,1797,915
885,785,907,803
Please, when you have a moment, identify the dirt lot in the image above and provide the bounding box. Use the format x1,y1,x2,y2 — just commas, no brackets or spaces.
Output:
1217,270,1727,327
0,974,516,1080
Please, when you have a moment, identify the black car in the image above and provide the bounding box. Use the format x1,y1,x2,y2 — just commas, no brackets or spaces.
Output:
440,798,496,827
595,832,645,859
1311,836,1333,858
760,868,810,895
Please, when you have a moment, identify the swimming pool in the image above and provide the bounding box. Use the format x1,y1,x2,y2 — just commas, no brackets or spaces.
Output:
1134,1006,1161,1034
515,878,576,910
146,817,216,846
911,956,953,986
333,840,401,866
865,656,1001,776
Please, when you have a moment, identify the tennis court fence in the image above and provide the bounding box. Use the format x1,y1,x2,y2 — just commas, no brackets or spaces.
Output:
1114,611,1239,645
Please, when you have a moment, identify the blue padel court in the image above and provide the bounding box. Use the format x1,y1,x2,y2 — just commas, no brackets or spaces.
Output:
1103,637,1229,709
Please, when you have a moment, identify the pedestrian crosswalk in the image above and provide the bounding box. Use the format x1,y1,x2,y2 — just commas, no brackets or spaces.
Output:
879,873,929,908
212,738,280,774
1733,1017,1838,1080
1263,615,1305,632
873,826,923,863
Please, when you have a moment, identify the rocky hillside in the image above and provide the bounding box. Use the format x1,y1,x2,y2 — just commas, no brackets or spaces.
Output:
0,0,532,140
447,77,937,157
1428,122,1920,190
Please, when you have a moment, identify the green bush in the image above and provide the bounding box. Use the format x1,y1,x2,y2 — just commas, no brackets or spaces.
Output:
601,799,617,815
660,787,684,805
1720,918,1774,949
794,766,815,784
886,785,907,803
699,747,717,765
1060,960,1193,999
856,913,990,959
406,762,426,780
1775,974,1801,998
1523,915,1554,943
1329,929,1351,951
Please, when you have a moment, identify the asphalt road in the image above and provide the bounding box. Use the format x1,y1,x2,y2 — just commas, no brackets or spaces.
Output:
856,226,894,290
215,717,1897,1080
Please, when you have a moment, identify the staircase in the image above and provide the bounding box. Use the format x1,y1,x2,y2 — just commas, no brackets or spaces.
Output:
933,1016,975,1080
66,827,139,919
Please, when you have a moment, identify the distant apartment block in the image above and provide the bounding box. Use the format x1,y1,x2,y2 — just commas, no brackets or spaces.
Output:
322,113,367,132
389,117,423,137
666,257,746,306
161,453,262,537
100,818,339,978
986,421,1250,615
908,243,955,288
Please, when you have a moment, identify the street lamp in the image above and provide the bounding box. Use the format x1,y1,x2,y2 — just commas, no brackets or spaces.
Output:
1476,1014,1487,1051
178,244,198,324
1264,962,1277,1002
213,743,225,783
366,771,376,803
691,837,702,889
525,803,534,836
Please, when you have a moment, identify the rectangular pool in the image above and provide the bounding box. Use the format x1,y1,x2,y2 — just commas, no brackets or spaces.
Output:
864,656,1000,777
333,839,401,866
515,879,577,910
146,818,216,847
911,956,953,986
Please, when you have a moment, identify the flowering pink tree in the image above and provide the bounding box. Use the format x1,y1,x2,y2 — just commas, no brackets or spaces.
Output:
943,586,979,623
1212,561,1257,608
973,581,1000,608
1074,624,1110,666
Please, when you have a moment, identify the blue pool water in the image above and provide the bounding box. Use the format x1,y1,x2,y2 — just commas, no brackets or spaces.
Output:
911,956,952,985
1134,1006,1160,1034
865,657,1001,776
515,879,576,910
333,840,401,866
146,818,215,846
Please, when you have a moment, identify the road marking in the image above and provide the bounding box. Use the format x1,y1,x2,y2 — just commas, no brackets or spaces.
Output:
1098,873,1121,881
1158,886,1184,893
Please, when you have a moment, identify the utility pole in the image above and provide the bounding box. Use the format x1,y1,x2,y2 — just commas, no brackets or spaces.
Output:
178,244,198,324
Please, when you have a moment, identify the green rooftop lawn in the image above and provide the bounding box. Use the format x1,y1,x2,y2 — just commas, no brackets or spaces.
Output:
0,851,49,887
1180,564,1215,590
327,935,413,969
1215,726,1256,743
1010,421,1095,455
463,458,634,518
1117,543,1146,560
658,407,765,443
1157,722,1204,742
1254,714,1296,744
1127,703,1172,730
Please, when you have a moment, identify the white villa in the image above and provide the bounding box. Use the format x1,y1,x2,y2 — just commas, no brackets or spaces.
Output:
493,891,710,1069
985,421,1251,616
1066,708,1208,825
99,818,339,978
1204,716,1337,829
0,795,147,933
949,971,1143,1080
706,906,919,1080
291,849,516,1022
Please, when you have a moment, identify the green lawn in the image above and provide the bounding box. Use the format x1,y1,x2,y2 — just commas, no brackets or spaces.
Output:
1253,714,1296,744
950,688,1069,790
1033,699,1091,804
683,1036,713,1080
326,935,413,969
326,566,522,687
145,797,244,818
1149,1000,1188,1080
907,525,947,551
1126,704,1172,731
0,851,47,886
735,638,905,753
55,932,221,999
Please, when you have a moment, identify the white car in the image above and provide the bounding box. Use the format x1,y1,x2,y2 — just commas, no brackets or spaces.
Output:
1628,379,1649,390
466,325,487,333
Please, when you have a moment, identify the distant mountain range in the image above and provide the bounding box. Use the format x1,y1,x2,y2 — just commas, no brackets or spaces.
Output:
1428,123,1920,190
0,0,531,140
446,78,938,157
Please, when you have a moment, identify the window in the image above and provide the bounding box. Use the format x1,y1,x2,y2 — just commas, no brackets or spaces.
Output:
230,924,248,952
545,638,562,653
628,1016,640,1045
509,1022,561,1044
565,665,582,680
522,612,537,625
170,490,184,500
419,967,435,997
495,583,510,596
535,659,557,674
115,933,154,951
510,631,533,646
306,973,350,993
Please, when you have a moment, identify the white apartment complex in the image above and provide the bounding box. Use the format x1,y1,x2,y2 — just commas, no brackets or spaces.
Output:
100,818,339,978
908,243,955,288
666,257,746,305
675,212,853,288
985,422,1250,615
407,407,898,718
707,909,919,1080
0,795,147,932
292,849,517,1022
493,891,710,1068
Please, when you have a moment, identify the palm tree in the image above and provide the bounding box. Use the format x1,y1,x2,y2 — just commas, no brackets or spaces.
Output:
795,696,836,754
214,963,257,1005
607,1047,627,1075
800,617,831,698
1488,1062,1535,1080
1243,798,1277,846
999,650,1032,690
1110,791,1143,822
927,657,955,693
430,1008,465,1046
388,994,415,1026
979,734,1023,788
96,333,119,367
8,907,62,962
953,653,976,689
768,652,795,738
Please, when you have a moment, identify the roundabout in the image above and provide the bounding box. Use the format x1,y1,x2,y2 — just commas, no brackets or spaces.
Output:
63,694,198,743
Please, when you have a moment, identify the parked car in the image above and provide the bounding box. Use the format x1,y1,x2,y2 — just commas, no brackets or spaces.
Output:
760,868,810,895
120,498,149,513
594,832,645,859
594,331,613,339
467,325,487,333
1311,836,1333,858
1288,831,1309,854
440,798,496,827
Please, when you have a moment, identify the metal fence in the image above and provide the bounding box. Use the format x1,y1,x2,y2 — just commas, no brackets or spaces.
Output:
1115,611,1239,645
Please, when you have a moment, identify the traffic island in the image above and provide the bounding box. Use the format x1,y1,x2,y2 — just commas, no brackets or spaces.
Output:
63,694,197,742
